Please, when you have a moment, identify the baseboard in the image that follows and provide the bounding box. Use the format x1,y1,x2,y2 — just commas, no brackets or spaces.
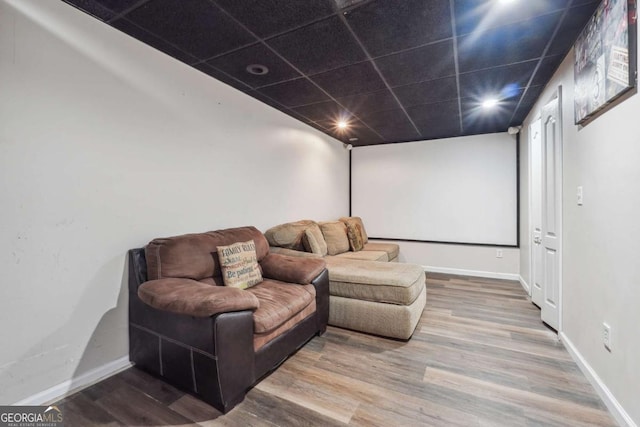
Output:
14,356,132,406
559,332,636,427
423,266,520,281
519,275,531,294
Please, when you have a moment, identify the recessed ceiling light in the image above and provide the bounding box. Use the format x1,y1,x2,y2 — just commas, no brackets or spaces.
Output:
246,64,269,75
482,98,499,109
337,120,348,130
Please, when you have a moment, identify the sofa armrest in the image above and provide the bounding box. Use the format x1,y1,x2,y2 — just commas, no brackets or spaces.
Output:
138,278,259,317
268,246,322,258
260,253,326,285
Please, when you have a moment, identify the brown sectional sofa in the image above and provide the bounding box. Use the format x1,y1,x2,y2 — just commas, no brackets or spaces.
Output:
128,226,329,413
265,218,427,340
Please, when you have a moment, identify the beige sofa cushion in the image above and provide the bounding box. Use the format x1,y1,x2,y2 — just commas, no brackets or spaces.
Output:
325,258,425,306
362,242,399,261
264,220,316,251
302,224,328,256
340,217,368,243
331,251,388,262
319,221,350,255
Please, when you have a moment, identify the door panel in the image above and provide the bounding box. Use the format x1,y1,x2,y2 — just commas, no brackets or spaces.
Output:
530,118,543,307
540,87,562,331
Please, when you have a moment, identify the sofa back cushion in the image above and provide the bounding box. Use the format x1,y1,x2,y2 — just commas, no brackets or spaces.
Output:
319,221,350,255
264,220,316,251
146,226,269,281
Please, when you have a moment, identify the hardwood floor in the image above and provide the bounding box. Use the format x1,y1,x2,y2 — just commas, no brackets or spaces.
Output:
55,274,616,426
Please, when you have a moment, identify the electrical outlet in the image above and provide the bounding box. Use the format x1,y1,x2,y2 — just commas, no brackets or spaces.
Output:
603,323,612,352
496,249,503,258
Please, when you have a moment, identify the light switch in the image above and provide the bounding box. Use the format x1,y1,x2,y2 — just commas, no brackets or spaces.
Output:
577,186,583,205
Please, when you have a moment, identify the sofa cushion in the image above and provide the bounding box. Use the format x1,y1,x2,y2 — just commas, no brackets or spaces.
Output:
146,226,268,281
248,280,316,334
340,217,368,243
319,221,350,255
264,220,316,251
253,300,316,351
331,250,388,262
325,258,425,305
302,224,328,256
362,242,400,261
217,240,263,289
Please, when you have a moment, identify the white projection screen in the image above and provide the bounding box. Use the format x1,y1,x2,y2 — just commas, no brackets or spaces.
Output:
351,133,517,246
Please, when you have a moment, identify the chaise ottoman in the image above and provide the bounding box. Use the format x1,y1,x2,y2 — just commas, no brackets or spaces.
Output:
324,257,426,339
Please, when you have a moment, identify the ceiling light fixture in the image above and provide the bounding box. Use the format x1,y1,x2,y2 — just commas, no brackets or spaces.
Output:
246,64,269,75
482,98,499,109
337,120,348,130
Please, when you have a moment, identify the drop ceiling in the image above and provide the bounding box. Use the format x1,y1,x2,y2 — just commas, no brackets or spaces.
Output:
62,0,600,146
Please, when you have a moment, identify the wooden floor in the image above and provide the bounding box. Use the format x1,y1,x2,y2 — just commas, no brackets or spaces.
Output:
56,274,616,426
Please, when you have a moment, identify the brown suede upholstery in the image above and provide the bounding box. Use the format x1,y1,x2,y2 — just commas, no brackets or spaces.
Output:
248,280,316,333
260,253,326,285
129,226,329,414
138,278,259,317
145,226,269,281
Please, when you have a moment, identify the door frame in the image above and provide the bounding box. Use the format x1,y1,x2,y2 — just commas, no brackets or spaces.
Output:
528,114,541,301
529,86,563,332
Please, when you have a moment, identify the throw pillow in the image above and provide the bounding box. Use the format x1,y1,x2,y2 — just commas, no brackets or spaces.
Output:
345,222,364,251
302,224,328,256
319,221,350,255
340,216,369,243
217,240,263,289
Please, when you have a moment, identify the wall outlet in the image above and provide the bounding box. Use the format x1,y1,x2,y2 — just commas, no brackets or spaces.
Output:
496,249,503,258
603,322,612,352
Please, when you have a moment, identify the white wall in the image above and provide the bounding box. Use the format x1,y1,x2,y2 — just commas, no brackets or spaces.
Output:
379,240,520,279
0,0,349,404
520,40,640,425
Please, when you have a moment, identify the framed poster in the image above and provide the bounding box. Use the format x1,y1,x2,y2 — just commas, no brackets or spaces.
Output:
574,0,637,124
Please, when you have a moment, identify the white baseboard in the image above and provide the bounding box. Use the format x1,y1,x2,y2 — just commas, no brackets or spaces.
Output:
423,266,520,281
519,275,531,294
559,332,636,427
14,356,132,406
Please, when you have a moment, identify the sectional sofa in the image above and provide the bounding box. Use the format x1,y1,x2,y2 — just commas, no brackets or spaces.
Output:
265,218,427,340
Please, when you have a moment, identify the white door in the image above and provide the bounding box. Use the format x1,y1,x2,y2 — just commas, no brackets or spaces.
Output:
529,118,543,308
540,88,563,331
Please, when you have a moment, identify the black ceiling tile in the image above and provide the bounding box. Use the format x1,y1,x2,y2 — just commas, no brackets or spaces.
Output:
458,60,537,99
359,109,420,142
291,100,351,122
124,0,257,60
457,12,563,72
407,100,462,140
335,89,400,115
461,93,521,134
394,76,458,108
62,0,117,21
193,63,253,92
266,16,367,75
570,0,600,7
375,40,456,87
110,19,199,64
453,0,567,36
256,78,330,107
310,61,386,98
531,55,564,86
547,3,599,56
206,43,301,88
345,0,452,57
511,85,545,125
97,0,144,14
213,0,336,38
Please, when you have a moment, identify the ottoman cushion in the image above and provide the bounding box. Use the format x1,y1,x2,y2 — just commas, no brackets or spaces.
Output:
325,258,425,305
